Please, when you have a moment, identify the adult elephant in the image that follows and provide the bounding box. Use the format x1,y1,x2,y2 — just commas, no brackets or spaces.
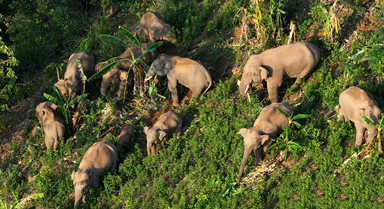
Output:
239,42,320,103
145,54,212,106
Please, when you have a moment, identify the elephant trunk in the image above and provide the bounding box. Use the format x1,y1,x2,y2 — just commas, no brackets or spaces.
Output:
236,147,253,184
239,76,251,97
145,66,155,81
74,188,84,208
147,141,153,156
100,78,110,96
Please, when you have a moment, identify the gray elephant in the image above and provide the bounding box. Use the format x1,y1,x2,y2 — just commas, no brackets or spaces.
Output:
55,51,95,99
236,102,293,184
38,105,65,150
145,54,212,106
99,43,156,97
239,42,320,103
139,11,175,43
116,124,134,148
71,140,117,208
36,101,58,135
334,86,382,146
144,111,182,156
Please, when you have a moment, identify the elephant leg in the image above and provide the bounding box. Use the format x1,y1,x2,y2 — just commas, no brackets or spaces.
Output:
117,79,126,97
151,145,156,156
168,78,179,106
354,122,365,146
267,82,280,103
53,138,59,150
191,85,205,98
254,147,263,166
175,125,182,137
262,139,272,159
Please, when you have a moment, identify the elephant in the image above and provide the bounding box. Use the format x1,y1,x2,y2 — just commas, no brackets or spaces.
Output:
55,51,95,100
139,11,175,43
116,124,134,148
236,102,293,184
145,54,212,106
36,101,58,135
334,86,382,146
144,110,182,156
99,43,157,97
38,105,65,150
239,42,320,103
71,140,118,208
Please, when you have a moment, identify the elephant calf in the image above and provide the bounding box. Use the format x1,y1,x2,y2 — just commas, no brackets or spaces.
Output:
144,111,182,155
55,51,95,100
99,43,156,97
334,86,382,146
236,102,293,184
145,54,212,106
239,42,320,103
116,124,134,148
37,105,65,150
139,11,175,43
36,101,58,135
71,140,118,208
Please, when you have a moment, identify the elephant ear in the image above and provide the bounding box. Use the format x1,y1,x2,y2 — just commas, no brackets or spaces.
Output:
158,131,166,141
237,128,247,137
260,135,270,145
260,66,269,81
55,79,66,95
88,170,99,189
119,71,127,81
163,60,172,74
143,127,149,135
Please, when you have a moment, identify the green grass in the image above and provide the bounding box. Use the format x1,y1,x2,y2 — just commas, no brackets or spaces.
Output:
1,0,384,208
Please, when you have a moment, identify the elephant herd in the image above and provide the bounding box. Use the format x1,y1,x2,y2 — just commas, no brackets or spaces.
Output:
34,11,382,208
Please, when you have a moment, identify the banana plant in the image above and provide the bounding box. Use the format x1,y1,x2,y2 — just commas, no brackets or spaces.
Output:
361,114,384,155
269,107,310,160
89,26,163,101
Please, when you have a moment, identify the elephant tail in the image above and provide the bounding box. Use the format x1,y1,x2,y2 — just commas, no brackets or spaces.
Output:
202,70,212,95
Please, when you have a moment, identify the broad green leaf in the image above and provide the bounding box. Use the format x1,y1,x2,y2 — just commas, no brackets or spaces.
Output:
68,94,88,107
52,86,64,105
144,41,163,54
276,107,288,118
291,121,302,129
77,58,87,81
292,114,311,120
99,34,128,48
88,58,120,80
287,141,303,150
119,26,141,48
44,93,62,107
361,114,376,126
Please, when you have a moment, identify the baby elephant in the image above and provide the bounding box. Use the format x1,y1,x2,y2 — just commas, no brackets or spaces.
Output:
36,101,58,135
71,140,118,208
55,51,95,99
144,111,182,156
116,124,134,148
334,86,382,146
139,11,175,43
239,42,320,103
145,54,212,106
38,105,65,150
236,102,293,184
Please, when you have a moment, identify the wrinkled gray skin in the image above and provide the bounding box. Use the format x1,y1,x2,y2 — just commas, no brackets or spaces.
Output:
239,42,320,102
36,101,58,135
236,102,293,184
71,140,117,208
55,51,95,99
144,111,182,156
139,11,175,43
145,54,212,106
99,43,157,97
39,106,65,151
116,124,134,148
334,86,382,146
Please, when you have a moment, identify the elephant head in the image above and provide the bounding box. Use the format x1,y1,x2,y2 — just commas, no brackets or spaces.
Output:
239,56,269,97
116,124,134,148
236,127,270,184
145,54,173,81
143,126,166,156
71,169,97,208
54,78,79,100
100,67,123,96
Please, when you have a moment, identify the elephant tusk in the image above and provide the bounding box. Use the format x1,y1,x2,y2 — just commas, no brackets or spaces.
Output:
144,76,153,81
244,85,249,94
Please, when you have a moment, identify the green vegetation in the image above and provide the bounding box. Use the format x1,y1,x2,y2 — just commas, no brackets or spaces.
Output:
1,0,384,208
